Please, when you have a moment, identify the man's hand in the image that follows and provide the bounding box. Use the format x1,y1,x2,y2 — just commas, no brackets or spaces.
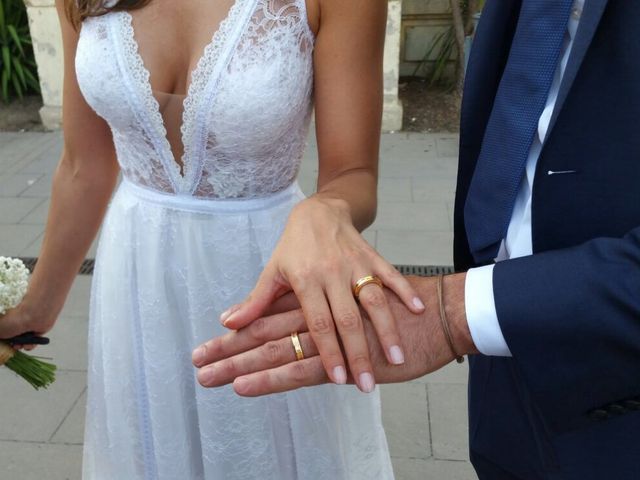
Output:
192,274,477,396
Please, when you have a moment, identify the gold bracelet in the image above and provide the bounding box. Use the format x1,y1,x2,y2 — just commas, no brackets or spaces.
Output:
436,274,464,364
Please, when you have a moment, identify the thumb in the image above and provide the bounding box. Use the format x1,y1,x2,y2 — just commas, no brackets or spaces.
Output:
222,265,291,330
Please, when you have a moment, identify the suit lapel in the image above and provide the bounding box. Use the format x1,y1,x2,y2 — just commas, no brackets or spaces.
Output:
548,0,609,133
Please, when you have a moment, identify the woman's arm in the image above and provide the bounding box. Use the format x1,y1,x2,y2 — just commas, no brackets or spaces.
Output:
0,0,119,340
194,0,425,394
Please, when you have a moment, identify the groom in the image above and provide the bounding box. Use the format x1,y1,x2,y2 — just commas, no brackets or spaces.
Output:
193,1,640,479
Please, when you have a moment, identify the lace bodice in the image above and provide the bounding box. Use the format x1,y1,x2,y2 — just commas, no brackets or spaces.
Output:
76,0,315,198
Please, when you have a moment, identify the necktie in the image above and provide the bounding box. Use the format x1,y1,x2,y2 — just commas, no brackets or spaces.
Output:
464,0,574,263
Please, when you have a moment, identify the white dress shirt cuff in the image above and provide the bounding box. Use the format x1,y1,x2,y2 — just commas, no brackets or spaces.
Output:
465,264,513,357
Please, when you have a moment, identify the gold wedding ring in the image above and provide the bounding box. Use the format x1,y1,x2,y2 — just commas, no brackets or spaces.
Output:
353,275,384,300
290,332,305,361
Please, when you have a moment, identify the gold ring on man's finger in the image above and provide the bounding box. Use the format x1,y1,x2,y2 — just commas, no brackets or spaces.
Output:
290,332,305,361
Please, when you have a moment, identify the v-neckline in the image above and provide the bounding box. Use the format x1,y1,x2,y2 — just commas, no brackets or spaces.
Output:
115,0,250,194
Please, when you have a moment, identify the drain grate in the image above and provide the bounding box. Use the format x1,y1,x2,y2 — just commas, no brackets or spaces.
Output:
18,257,454,278
18,257,95,275
394,265,456,277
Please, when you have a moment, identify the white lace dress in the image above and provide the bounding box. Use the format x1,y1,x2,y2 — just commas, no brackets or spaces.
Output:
74,1,394,478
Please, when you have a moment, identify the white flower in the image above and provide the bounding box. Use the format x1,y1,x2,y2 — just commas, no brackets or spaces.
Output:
0,257,30,316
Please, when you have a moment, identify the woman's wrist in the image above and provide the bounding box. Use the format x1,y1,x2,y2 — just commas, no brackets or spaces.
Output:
18,284,63,331
293,194,353,224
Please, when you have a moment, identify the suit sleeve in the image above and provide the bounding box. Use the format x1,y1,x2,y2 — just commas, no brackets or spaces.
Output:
493,224,640,433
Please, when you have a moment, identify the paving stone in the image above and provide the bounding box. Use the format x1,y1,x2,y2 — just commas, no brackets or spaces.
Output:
436,135,461,158
377,230,453,266
0,197,44,224
46,315,89,371
412,178,456,204
18,173,54,197
361,228,377,249
59,276,93,319
20,199,50,224
50,390,87,445
393,458,478,480
19,143,62,175
0,441,83,480
0,133,59,176
381,383,431,460
429,383,470,461
381,133,438,160
378,178,412,202
413,361,469,385
371,202,451,232
0,224,44,256
0,173,44,197
19,232,44,257
0,370,86,442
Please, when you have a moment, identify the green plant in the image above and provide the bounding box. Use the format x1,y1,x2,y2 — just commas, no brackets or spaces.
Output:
412,27,456,87
413,0,484,92
0,0,40,102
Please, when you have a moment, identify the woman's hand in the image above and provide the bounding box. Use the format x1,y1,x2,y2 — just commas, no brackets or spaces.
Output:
213,196,426,393
0,302,54,351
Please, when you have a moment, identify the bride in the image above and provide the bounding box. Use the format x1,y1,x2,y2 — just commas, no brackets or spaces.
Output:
0,0,425,478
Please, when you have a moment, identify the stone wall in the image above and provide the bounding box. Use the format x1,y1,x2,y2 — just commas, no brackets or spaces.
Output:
24,0,405,132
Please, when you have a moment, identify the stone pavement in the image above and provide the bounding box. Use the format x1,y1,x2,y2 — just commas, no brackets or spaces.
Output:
0,131,477,480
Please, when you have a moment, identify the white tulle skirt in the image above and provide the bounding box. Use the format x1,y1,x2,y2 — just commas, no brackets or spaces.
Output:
82,179,394,480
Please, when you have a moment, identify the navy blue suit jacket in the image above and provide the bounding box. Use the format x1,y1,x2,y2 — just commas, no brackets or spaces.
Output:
454,1,640,479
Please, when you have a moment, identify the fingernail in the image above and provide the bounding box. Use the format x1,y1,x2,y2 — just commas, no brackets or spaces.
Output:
234,377,251,395
192,346,205,366
333,366,347,385
413,296,425,310
359,372,375,393
198,367,216,386
220,305,240,325
389,345,405,365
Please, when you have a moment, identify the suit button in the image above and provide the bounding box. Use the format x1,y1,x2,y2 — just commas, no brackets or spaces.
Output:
623,400,640,410
588,409,610,420
607,404,627,415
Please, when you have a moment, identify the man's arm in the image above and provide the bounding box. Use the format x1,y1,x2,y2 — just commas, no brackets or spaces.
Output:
492,224,640,433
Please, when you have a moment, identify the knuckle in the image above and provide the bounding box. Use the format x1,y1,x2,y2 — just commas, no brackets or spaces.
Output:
204,339,222,358
320,257,342,274
344,248,363,264
289,268,312,290
290,361,310,384
222,357,238,377
263,341,283,366
360,288,386,309
336,310,362,332
308,314,333,335
249,317,269,342
350,354,371,370
362,243,377,256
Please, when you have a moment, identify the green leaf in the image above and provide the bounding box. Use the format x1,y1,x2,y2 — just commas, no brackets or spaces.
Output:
8,25,24,56
24,71,39,92
0,2,5,40
2,44,11,77
1,69,9,102
11,68,22,99
12,55,25,87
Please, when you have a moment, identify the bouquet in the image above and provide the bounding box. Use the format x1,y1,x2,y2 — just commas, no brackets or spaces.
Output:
0,256,56,389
